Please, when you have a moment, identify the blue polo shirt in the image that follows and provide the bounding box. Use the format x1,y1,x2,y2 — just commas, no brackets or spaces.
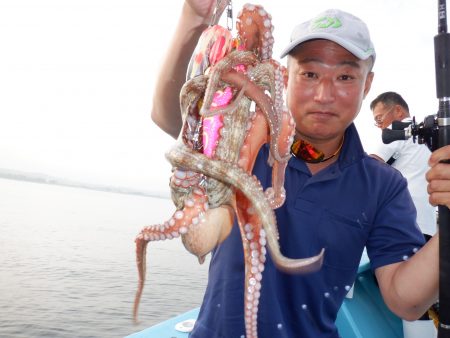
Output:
189,124,425,338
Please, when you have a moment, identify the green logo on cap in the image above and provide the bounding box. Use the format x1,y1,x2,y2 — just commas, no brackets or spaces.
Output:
313,16,342,29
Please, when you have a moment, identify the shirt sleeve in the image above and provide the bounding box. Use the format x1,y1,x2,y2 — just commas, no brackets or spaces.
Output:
370,140,402,163
366,166,426,271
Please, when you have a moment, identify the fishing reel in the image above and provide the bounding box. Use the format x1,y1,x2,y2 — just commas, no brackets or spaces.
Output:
381,114,439,151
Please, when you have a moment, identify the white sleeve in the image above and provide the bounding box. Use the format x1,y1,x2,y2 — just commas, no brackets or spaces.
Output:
369,140,402,162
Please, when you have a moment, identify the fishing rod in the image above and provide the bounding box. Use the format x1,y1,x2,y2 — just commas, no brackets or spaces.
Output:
436,0,450,336
380,0,450,335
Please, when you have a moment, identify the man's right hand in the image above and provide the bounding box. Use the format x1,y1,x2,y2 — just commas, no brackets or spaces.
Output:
184,0,229,26
427,144,450,208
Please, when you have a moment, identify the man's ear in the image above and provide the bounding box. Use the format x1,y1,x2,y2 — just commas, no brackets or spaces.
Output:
394,105,407,120
363,71,374,99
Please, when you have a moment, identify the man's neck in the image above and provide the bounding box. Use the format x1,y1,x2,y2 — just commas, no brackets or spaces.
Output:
306,154,339,175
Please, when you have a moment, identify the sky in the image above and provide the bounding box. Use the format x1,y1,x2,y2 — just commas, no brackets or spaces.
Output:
0,0,439,195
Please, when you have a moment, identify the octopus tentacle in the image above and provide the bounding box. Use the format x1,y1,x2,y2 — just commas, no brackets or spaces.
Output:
267,60,287,115
260,61,289,164
166,143,325,273
179,75,208,151
218,69,293,207
264,107,296,209
199,50,257,117
200,83,248,117
180,75,208,115
235,190,267,338
169,169,202,209
133,187,208,323
221,66,290,164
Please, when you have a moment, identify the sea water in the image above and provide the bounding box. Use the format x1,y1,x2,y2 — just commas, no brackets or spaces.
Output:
0,178,209,338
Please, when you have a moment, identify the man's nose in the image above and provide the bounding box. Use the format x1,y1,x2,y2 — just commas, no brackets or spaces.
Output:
314,79,335,103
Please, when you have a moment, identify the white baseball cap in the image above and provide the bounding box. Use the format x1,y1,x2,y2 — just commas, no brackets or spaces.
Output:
280,9,376,62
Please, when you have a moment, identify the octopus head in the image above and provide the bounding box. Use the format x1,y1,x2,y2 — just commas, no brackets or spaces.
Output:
236,3,274,60
181,205,234,263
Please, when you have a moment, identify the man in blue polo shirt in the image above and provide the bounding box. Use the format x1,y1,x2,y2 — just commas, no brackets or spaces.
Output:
189,125,425,337
150,1,444,337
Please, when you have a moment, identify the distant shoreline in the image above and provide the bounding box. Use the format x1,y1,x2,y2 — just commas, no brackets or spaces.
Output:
0,169,169,200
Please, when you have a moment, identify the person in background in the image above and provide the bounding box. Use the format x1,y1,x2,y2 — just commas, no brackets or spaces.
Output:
370,91,437,337
150,1,446,337
370,91,437,239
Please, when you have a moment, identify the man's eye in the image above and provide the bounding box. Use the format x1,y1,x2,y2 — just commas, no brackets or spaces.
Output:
339,74,353,80
302,72,316,78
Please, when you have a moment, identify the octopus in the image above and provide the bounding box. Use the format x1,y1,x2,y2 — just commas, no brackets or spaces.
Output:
133,3,324,338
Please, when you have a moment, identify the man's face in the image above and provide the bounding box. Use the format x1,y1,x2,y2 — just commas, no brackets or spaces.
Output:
372,102,397,129
286,39,374,144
